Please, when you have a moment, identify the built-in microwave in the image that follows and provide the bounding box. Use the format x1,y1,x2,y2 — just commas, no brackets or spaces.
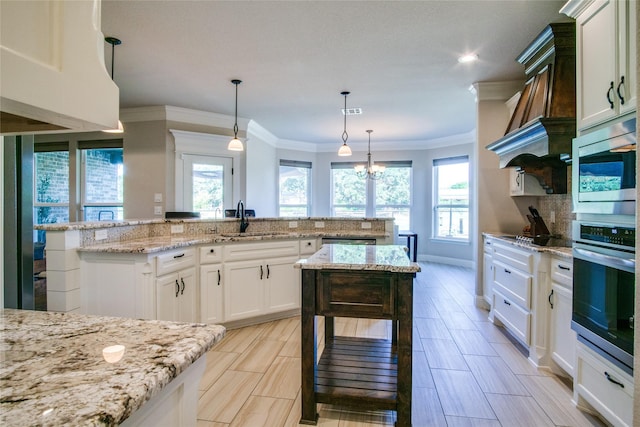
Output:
572,118,636,215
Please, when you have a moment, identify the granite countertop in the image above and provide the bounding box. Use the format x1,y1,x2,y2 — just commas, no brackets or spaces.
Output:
78,231,388,254
295,244,421,273
483,232,573,259
0,309,225,426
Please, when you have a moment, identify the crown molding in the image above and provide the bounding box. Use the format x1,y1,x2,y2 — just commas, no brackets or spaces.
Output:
247,120,278,147
120,105,249,130
559,0,594,18
469,81,523,102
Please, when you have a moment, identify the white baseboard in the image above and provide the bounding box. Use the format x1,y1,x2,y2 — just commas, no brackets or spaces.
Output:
419,254,475,269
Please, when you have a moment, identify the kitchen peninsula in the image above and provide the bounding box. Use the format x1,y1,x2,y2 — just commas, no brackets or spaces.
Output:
35,217,393,326
0,309,225,426
295,244,420,427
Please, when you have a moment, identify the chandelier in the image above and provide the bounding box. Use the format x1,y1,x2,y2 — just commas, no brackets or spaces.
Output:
355,130,385,179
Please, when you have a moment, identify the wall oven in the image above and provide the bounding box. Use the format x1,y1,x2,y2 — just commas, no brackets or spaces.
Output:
571,221,635,375
572,118,636,215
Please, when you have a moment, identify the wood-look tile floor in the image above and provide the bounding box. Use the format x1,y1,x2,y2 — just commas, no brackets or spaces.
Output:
197,263,607,427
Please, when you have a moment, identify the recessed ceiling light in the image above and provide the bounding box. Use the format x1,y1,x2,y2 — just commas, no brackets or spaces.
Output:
458,54,478,63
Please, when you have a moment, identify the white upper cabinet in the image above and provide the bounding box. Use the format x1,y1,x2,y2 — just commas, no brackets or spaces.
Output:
0,0,119,134
562,0,637,131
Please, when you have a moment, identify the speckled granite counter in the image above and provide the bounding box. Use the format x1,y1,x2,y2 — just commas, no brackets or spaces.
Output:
295,243,421,273
0,309,225,426
483,232,572,259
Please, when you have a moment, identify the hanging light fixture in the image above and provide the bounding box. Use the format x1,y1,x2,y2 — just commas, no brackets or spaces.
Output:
355,130,385,179
337,91,352,156
103,36,124,133
228,79,244,151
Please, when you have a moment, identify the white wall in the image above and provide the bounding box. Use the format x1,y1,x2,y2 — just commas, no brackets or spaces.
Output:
246,127,277,217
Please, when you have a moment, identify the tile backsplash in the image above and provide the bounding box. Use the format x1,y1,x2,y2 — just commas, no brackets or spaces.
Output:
535,193,574,247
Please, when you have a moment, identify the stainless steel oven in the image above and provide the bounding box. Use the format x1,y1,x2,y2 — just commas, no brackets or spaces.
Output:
572,118,636,215
571,220,635,375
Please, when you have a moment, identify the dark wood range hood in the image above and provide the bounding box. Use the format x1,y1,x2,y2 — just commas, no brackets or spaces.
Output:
487,22,576,194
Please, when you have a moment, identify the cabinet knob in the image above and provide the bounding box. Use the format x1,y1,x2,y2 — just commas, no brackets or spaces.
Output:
210,249,215,253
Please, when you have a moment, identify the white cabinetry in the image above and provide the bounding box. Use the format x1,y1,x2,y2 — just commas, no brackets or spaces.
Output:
489,240,548,365
482,237,494,307
509,169,546,196
575,341,634,427
548,256,576,378
563,0,637,130
199,245,223,324
155,248,197,322
223,241,300,323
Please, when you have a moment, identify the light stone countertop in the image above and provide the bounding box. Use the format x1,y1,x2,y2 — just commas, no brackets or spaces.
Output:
0,309,225,426
295,244,421,273
77,231,388,254
483,232,573,259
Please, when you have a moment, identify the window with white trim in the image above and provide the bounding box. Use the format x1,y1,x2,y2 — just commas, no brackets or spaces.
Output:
433,156,469,240
279,160,312,217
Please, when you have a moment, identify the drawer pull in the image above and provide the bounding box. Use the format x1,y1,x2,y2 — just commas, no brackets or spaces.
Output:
548,289,554,309
209,249,215,254
558,265,570,271
503,299,511,306
604,371,624,388
217,269,221,286
175,280,180,298
504,269,511,274
180,278,185,295
173,253,185,259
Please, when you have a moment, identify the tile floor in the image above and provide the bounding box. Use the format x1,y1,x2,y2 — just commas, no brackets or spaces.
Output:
197,262,606,426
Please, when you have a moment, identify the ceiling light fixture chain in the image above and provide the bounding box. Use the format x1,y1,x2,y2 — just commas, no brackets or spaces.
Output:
228,79,244,151
337,91,352,156
355,129,385,180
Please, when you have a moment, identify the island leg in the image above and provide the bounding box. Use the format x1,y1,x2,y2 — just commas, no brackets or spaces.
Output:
300,269,318,425
396,274,414,427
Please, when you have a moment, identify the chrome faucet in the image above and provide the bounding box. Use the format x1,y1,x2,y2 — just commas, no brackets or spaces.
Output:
236,200,249,233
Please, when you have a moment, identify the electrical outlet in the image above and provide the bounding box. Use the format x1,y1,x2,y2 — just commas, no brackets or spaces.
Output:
154,206,162,215
289,221,298,228
550,211,555,223
95,229,108,241
315,221,325,228
171,224,184,234
154,193,163,203
361,222,372,229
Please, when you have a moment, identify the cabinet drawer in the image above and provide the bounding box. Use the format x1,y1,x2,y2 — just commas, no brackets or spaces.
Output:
299,239,317,255
492,242,534,273
483,237,495,253
551,257,572,287
156,248,195,277
200,245,222,264
576,342,633,427
223,240,298,262
316,270,395,319
493,289,530,345
493,260,532,309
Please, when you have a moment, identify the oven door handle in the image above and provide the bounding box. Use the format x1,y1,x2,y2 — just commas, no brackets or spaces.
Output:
574,247,635,271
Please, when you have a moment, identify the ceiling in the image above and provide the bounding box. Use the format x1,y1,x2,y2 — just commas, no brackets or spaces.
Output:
101,0,568,149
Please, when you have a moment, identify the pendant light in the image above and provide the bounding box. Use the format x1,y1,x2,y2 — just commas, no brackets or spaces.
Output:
228,79,244,151
355,130,385,179
337,91,352,156
103,36,124,133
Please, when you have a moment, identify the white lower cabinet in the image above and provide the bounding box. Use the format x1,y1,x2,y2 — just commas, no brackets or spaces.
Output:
482,236,494,307
156,267,197,322
200,263,223,324
548,256,575,378
575,341,633,427
264,256,301,313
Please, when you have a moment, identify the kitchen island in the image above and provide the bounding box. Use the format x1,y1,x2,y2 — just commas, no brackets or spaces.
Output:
0,309,225,426
295,244,420,427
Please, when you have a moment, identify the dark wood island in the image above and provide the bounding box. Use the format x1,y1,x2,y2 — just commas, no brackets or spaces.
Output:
294,244,421,427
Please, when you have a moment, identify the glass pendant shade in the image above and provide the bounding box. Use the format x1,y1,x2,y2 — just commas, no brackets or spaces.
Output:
338,143,352,156
228,137,244,151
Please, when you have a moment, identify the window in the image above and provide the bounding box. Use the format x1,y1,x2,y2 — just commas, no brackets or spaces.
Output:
34,149,70,226
82,147,124,221
279,160,312,217
433,156,469,240
182,154,233,219
331,161,412,228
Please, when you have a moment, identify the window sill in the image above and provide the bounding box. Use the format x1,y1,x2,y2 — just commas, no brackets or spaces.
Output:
430,237,470,245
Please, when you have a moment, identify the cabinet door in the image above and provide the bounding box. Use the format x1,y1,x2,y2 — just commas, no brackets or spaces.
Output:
177,267,197,323
200,264,223,324
224,260,265,321
576,0,618,129
550,283,576,377
265,256,300,313
617,0,636,115
157,273,180,322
